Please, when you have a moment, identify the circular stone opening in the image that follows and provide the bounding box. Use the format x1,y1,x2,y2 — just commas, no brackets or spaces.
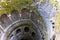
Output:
31,32,35,37
16,29,21,33
24,27,29,32
21,38,28,40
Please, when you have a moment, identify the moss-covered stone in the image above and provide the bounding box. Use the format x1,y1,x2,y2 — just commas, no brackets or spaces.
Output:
0,0,38,15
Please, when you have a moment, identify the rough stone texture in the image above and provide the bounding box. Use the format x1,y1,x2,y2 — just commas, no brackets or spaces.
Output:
0,8,46,40
0,14,12,29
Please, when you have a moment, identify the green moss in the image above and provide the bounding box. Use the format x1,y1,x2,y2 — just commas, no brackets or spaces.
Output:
0,0,38,15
